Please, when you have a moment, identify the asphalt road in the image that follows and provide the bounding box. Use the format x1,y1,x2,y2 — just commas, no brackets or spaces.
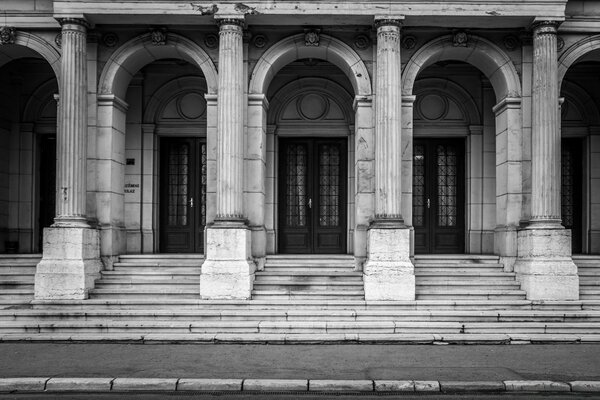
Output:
1,343,600,382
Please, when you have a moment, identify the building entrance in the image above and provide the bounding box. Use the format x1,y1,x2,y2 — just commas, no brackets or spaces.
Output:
561,138,583,254
159,137,206,253
278,138,347,254
38,135,56,250
413,138,465,254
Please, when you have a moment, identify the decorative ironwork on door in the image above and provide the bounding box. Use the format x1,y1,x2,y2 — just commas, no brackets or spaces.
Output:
561,138,583,253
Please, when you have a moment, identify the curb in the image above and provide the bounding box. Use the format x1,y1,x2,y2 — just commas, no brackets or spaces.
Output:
1,378,600,393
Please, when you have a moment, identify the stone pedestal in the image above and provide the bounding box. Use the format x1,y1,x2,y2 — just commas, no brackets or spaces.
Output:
34,227,103,300
363,227,415,300
200,225,255,299
514,227,579,300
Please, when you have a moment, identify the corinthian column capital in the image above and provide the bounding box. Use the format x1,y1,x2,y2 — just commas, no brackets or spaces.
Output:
374,15,404,29
57,17,91,31
531,19,561,36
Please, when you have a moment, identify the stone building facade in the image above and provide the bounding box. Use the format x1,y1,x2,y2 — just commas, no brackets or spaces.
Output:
1,0,599,301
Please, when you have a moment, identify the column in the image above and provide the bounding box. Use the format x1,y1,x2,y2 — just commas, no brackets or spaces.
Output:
514,19,578,300
35,18,102,300
200,16,255,299
363,16,415,300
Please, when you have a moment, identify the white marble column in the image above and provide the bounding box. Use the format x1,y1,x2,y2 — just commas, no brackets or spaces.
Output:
35,18,102,300
514,20,578,300
363,16,415,301
200,16,255,299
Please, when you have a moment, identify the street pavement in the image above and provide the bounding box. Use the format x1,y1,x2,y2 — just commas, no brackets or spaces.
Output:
1,343,600,381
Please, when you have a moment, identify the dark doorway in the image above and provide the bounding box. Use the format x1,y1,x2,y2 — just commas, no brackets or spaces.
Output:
38,135,56,251
160,137,206,253
561,138,583,254
413,138,465,254
278,138,347,254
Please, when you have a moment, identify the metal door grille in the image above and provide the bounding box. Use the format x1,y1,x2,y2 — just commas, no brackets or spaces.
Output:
285,144,308,227
318,144,340,227
413,144,426,227
167,143,189,226
436,144,458,227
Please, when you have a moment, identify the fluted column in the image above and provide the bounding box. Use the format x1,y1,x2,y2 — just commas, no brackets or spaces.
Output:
374,17,403,224
216,17,244,222
530,20,561,227
54,18,89,228
363,16,414,301
200,15,255,300
513,19,578,301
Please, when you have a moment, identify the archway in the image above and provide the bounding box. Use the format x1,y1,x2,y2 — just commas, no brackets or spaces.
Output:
402,34,522,264
248,34,372,262
96,32,217,263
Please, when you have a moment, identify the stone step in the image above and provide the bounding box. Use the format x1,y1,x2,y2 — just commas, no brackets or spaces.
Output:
415,271,515,277
252,290,364,300
417,294,526,300
0,282,34,289
89,289,199,299
101,270,200,277
0,266,37,273
2,320,600,335
416,281,521,288
266,255,354,260
30,298,594,310
4,309,600,323
95,282,199,290
414,265,504,270
256,270,362,276
0,289,34,300
254,276,363,283
113,263,202,269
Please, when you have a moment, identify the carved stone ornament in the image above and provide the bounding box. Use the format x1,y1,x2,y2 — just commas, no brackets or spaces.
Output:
353,34,370,50
401,35,417,50
557,36,565,51
102,32,119,48
54,33,62,48
0,27,16,45
453,31,468,47
503,35,520,51
151,28,167,46
204,33,218,49
252,34,267,48
190,3,218,15
304,29,320,47
234,2,258,15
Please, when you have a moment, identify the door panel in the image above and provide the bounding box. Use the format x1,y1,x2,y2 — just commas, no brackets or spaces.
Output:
413,139,465,254
279,138,347,254
160,138,206,253
561,138,583,253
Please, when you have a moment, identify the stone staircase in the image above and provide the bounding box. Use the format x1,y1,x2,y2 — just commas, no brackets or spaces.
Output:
0,253,599,342
252,255,364,300
0,254,40,308
89,254,202,300
574,255,600,300
414,255,527,300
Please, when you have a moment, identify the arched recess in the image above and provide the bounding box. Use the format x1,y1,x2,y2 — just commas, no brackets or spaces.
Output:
96,32,217,263
263,78,355,255
122,76,210,254
558,35,600,86
402,34,521,102
402,35,522,263
247,34,372,261
0,31,61,84
560,80,600,254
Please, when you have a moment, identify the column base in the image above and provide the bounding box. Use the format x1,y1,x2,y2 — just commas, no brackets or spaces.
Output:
514,227,579,300
200,225,255,299
363,226,415,300
34,227,103,300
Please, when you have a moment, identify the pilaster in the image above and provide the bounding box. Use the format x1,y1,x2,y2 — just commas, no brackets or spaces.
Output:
514,20,578,300
364,16,414,301
200,16,255,299
35,17,102,300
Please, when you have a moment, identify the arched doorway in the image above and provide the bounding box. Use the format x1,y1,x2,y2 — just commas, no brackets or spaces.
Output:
0,44,59,253
268,75,354,254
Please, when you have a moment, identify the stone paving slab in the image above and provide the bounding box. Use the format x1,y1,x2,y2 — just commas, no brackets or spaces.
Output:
1,378,600,393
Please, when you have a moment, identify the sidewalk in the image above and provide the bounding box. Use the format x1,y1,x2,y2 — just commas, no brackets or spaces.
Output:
1,343,600,395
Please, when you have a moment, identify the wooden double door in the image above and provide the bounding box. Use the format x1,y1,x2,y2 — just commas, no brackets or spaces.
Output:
160,137,206,253
413,139,465,254
278,138,347,254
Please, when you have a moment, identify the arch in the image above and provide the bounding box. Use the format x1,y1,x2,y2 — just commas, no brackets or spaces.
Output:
143,75,208,124
402,34,521,102
0,31,61,82
22,78,59,122
249,34,372,96
98,32,218,98
560,80,600,127
413,77,480,125
268,77,354,126
558,34,600,86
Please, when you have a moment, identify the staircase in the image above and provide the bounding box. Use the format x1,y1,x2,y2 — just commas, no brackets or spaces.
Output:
252,255,364,300
574,255,600,300
414,255,526,300
0,254,40,308
89,254,202,300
